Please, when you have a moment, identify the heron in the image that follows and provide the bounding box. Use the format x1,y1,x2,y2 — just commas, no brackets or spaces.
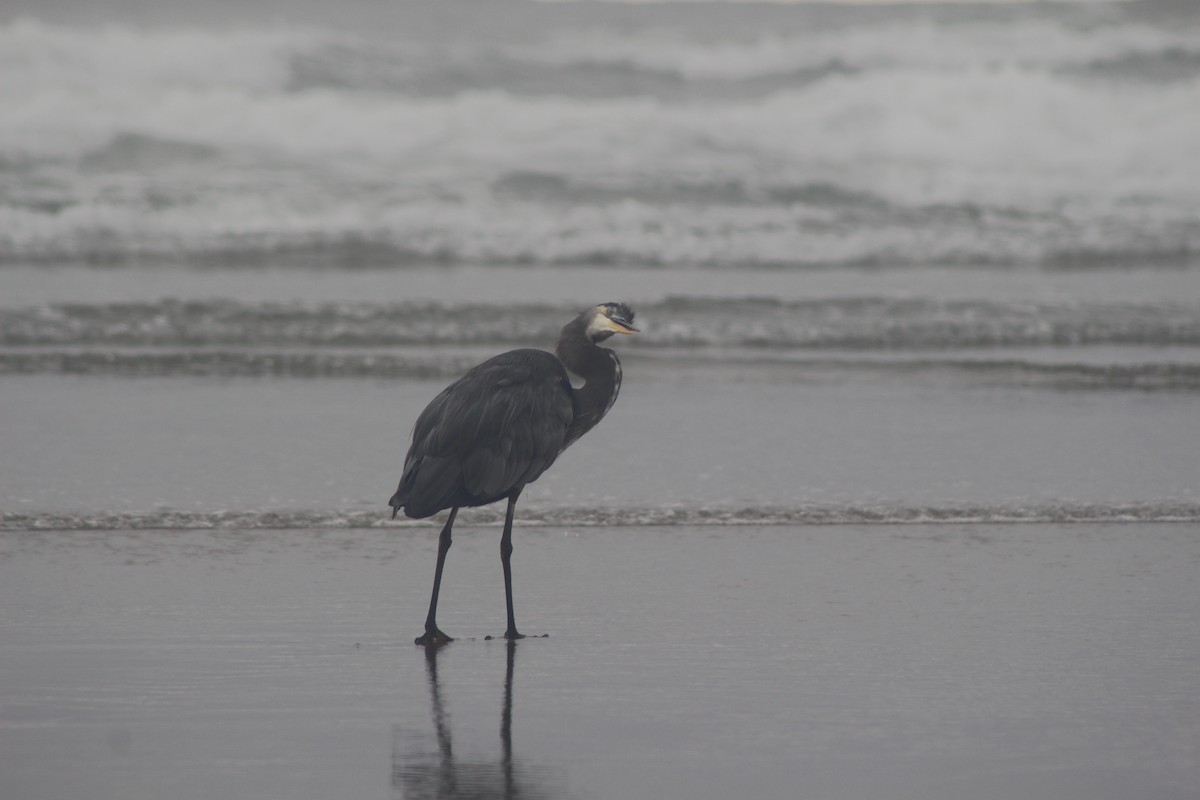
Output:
389,302,638,645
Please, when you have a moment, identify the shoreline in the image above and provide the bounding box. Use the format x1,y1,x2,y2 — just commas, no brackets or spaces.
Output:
7,503,1200,534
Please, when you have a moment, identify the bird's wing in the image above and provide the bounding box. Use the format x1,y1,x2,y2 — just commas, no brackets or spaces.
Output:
406,350,574,506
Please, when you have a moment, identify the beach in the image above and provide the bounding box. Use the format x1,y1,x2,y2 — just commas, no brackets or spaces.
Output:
3,0,1200,797
2,523,1198,800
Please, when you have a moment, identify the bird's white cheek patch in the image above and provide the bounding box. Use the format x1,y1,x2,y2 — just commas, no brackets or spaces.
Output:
585,316,613,338
587,314,633,338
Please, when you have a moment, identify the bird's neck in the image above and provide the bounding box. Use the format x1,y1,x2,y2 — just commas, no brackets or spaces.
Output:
556,320,623,448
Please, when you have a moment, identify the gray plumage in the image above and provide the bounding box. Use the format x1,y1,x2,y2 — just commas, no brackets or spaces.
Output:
389,349,574,519
389,302,637,645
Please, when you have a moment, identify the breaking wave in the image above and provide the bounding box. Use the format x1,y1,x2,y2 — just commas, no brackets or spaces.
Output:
5,297,1200,349
9,350,1200,391
4,348,1200,391
3,296,1199,388
2,4,1200,270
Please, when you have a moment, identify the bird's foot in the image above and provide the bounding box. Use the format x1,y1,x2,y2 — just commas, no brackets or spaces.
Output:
485,629,526,641
414,627,453,647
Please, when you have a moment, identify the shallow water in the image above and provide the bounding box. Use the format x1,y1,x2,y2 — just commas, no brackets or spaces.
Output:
2,525,1197,800
4,367,1199,525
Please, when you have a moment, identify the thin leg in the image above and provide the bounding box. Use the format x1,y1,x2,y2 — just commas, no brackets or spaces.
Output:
500,492,524,640
416,507,458,646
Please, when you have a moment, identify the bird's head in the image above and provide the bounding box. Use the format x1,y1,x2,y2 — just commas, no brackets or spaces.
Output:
585,302,638,342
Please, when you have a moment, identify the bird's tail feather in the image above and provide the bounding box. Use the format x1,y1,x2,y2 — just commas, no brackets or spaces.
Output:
388,455,461,520
388,487,407,519
388,455,419,520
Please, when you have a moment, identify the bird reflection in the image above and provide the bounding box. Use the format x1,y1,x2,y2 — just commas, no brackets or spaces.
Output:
392,642,562,800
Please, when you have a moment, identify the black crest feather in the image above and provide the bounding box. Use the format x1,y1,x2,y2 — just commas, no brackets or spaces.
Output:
603,302,635,326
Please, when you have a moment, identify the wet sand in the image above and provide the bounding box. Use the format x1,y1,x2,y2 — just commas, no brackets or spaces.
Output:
2,523,1197,800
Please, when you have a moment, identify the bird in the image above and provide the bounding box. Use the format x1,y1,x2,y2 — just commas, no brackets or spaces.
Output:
389,302,638,645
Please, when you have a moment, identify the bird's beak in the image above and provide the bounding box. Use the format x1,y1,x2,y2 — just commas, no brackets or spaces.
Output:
603,316,638,334
596,314,638,335
612,319,639,334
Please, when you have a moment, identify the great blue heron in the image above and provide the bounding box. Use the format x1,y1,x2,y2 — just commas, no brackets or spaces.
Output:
389,302,637,645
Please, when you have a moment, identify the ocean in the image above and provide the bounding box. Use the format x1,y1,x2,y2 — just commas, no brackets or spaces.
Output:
2,0,1200,528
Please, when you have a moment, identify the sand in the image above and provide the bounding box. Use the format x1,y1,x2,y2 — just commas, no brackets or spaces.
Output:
2,523,1197,800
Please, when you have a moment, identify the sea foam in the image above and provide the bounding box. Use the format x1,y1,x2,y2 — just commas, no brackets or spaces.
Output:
2,7,1199,268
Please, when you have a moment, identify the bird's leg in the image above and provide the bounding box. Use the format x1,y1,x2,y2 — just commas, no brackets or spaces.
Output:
500,492,525,640
416,507,458,646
